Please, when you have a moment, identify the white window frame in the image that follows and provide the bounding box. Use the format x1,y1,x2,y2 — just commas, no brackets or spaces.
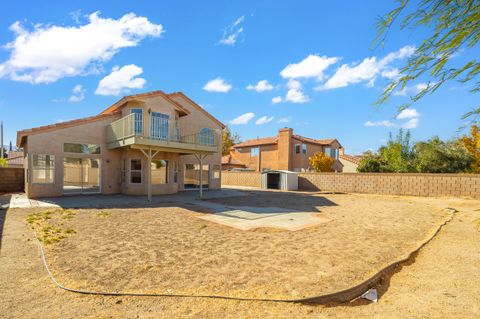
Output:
129,158,143,184
31,154,55,184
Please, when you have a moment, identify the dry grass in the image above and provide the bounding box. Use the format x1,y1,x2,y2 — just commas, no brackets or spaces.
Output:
36,192,451,300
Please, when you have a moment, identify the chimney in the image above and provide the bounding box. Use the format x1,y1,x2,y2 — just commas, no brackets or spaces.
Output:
277,127,293,171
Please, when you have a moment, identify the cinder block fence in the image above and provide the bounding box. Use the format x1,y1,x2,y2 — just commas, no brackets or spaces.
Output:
221,171,480,199
0,168,24,193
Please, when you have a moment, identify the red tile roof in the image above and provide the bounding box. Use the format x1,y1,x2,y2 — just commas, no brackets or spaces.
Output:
233,136,278,148
339,154,363,165
16,113,119,147
100,90,190,116
292,135,338,146
221,155,246,166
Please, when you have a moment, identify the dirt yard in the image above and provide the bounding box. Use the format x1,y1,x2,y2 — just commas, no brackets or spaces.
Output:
1,191,479,318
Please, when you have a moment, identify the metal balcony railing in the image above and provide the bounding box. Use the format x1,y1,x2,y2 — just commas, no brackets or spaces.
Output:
106,113,219,148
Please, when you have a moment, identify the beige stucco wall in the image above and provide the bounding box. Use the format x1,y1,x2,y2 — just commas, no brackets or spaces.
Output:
24,115,121,198
339,158,359,173
23,93,223,197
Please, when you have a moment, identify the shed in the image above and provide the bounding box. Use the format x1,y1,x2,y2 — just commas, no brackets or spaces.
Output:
261,170,298,191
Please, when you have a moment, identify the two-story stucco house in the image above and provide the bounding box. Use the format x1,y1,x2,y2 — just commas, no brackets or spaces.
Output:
16,90,224,199
227,128,343,172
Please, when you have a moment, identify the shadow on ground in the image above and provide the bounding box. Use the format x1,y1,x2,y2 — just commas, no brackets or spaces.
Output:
9,188,338,216
0,193,12,250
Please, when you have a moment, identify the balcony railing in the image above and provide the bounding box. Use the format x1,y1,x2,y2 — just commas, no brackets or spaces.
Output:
106,113,219,151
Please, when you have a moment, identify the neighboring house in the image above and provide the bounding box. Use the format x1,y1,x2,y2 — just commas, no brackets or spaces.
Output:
229,128,343,172
6,151,24,168
221,154,247,170
338,152,363,173
17,90,224,198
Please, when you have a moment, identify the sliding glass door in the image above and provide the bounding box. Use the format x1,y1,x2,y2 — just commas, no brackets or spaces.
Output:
63,158,100,194
184,164,209,190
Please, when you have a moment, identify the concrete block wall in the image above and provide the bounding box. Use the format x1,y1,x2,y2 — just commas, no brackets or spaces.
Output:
221,171,480,199
0,168,24,193
221,171,262,188
298,173,480,199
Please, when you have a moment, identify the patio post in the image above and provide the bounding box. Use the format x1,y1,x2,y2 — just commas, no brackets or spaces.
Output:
140,148,159,202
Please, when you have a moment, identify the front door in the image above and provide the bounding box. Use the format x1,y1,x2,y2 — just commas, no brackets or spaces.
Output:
63,158,101,194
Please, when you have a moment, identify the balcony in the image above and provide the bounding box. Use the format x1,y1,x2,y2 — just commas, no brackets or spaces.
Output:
106,113,220,154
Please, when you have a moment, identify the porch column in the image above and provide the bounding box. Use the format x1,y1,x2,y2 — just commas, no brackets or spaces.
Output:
194,153,208,199
140,148,159,202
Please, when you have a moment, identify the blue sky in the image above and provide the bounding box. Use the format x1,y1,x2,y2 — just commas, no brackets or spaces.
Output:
0,1,478,154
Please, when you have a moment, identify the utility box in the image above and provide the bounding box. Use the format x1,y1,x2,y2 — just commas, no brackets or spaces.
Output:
261,170,298,191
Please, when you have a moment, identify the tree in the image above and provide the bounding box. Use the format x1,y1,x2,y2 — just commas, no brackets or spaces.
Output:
413,137,473,173
309,152,335,172
221,126,241,156
375,0,480,122
461,125,480,173
357,151,383,172
0,158,8,168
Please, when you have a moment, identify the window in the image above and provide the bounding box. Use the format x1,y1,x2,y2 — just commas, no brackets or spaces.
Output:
64,143,101,154
32,154,55,183
130,159,142,184
131,109,143,135
324,147,331,157
251,147,259,157
294,144,301,154
199,128,215,145
213,164,220,179
332,148,339,160
151,112,169,140
151,160,168,184
173,161,178,183
302,144,307,154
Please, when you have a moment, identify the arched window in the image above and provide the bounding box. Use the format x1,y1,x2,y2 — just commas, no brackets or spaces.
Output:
199,128,214,145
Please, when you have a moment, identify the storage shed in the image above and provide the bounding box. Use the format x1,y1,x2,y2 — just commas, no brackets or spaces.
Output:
261,170,298,191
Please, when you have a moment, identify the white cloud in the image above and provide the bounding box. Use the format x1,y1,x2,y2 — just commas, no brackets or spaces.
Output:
246,80,274,92
319,45,415,90
285,79,309,103
396,108,419,119
277,117,291,124
203,77,232,93
364,120,395,127
0,12,163,84
393,82,431,96
272,96,282,104
402,118,419,129
229,112,255,125
95,64,146,96
255,116,274,125
381,68,401,80
68,84,86,102
280,54,339,79
219,16,244,46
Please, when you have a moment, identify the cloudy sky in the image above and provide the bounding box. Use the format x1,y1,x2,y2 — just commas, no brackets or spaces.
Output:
0,1,478,154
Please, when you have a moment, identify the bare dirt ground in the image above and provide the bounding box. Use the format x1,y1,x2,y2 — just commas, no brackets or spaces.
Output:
0,192,479,318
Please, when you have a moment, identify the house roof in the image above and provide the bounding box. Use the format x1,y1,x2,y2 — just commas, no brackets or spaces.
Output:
339,154,363,165
16,113,119,148
169,92,226,129
233,134,340,149
6,155,24,166
16,90,225,148
292,135,339,147
233,136,278,148
100,90,190,116
221,155,246,166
